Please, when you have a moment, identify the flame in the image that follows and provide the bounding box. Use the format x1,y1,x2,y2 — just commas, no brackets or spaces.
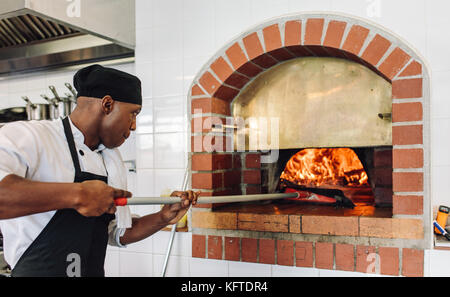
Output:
280,148,368,187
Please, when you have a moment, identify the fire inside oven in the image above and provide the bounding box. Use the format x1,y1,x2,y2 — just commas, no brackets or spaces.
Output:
274,147,392,209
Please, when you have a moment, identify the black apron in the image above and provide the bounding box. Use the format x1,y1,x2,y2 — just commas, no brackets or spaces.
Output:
11,117,115,277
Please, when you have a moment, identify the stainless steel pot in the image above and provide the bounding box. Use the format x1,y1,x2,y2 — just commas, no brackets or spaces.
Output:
0,106,27,123
22,96,51,120
41,94,60,119
49,85,76,117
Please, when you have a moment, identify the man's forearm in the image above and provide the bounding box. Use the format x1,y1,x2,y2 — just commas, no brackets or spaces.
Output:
0,174,80,220
120,212,169,245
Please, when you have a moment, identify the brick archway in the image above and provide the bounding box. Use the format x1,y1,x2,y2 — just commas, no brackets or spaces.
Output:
188,13,429,276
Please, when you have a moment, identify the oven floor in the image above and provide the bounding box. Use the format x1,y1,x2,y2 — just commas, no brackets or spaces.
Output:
213,201,392,218
213,186,392,218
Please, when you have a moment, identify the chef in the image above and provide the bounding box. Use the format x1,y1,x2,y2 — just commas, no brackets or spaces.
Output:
0,64,198,277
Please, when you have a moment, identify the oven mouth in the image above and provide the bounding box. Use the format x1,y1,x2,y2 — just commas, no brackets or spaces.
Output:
212,146,393,219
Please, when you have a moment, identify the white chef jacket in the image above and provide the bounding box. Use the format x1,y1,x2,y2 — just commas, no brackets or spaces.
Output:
0,117,131,269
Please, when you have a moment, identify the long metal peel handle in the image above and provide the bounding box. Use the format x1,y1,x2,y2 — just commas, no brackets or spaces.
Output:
115,192,299,206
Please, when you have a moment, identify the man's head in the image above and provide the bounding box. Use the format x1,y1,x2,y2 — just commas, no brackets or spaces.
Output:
73,64,142,149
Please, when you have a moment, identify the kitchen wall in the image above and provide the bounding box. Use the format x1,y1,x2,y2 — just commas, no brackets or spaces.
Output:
1,0,450,276
126,0,450,277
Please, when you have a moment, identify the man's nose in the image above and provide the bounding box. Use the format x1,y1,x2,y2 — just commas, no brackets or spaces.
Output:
130,118,137,131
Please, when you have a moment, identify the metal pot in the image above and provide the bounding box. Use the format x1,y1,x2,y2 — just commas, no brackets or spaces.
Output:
41,94,60,119
22,96,51,120
0,106,27,123
50,85,76,117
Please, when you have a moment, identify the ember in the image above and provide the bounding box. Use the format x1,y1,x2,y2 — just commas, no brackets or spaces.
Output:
280,148,368,188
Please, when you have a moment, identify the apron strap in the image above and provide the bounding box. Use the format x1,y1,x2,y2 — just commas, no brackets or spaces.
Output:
62,117,82,174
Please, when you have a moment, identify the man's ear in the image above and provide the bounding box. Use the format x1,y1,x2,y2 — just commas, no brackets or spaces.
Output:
101,95,114,115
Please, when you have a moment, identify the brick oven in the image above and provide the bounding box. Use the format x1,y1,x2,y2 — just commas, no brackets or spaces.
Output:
188,13,429,276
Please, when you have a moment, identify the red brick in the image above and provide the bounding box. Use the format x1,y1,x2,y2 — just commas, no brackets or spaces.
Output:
191,135,232,153
393,172,423,192
393,195,423,215
392,125,423,145
243,170,261,184
210,56,234,82
304,18,324,45
193,153,233,171
268,48,294,62
323,20,346,48
304,45,329,56
286,45,313,57
295,241,313,268
373,149,392,168
392,78,422,99
235,62,263,78
246,185,261,195
243,32,264,60
277,240,294,266
224,237,240,261
245,154,261,169
192,211,237,230
224,170,241,187
191,84,205,96
251,53,278,69
259,239,275,264
356,245,377,273
302,216,358,236
263,24,282,52
335,244,354,271
393,148,423,169
233,154,241,169
402,248,424,277
191,97,230,116
238,213,289,232
399,60,422,77
379,247,399,276
289,215,301,233
199,71,221,95
241,238,257,263
372,167,392,186
207,235,223,260
284,20,302,46
192,234,206,258
315,242,333,270
214,85,240,102
226,42,248,70
342,25,370,55
224,72,250,89
392,102,423,122
361,34,391,66
374,188,393,205
378,47,411,80
192,172,222,189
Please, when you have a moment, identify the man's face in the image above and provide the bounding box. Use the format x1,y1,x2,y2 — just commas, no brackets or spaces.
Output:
100,97,141,148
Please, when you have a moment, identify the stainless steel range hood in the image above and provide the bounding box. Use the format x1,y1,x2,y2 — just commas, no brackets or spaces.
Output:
0,0,135,76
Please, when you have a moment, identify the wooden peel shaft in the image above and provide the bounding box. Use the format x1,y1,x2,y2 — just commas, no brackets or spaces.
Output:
115,192,299,206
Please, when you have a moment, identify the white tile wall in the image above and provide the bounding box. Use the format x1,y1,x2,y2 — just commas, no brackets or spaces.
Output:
228,261,272,277
0,0,449,277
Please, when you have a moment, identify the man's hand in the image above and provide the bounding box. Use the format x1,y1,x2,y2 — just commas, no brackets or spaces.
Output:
159,190,200,225
74,180,132,217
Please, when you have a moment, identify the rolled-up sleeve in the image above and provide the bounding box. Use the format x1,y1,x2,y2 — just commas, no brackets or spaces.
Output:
0,122,40,182
107,214,140,248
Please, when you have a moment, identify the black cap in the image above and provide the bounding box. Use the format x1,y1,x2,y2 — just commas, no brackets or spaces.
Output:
74,64,142,106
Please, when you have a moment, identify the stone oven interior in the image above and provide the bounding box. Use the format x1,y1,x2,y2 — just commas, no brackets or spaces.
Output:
213,145,393,218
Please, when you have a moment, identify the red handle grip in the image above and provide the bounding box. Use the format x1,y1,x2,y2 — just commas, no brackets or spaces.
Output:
114,197,128,206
